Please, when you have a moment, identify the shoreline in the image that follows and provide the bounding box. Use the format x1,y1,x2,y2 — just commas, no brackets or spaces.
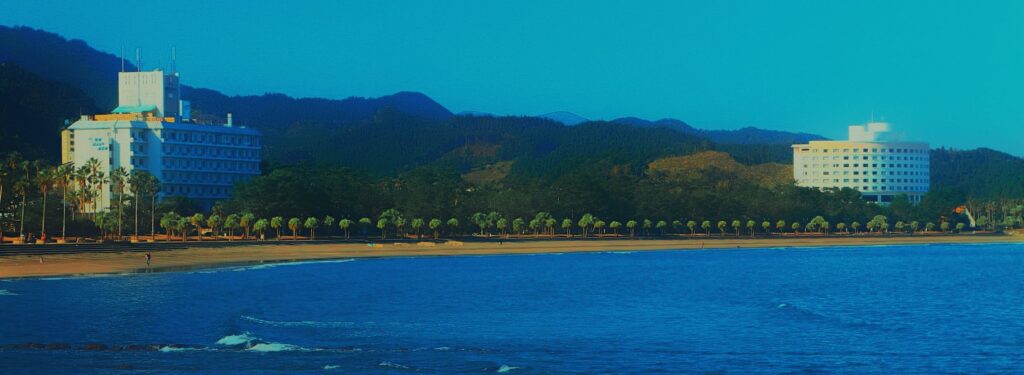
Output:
1,234,1021,279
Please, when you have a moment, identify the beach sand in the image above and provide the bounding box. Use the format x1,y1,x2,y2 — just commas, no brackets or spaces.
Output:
1,234,1021,279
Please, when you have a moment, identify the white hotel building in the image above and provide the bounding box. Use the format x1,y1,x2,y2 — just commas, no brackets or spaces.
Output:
62,68,261,211
792,122,929,204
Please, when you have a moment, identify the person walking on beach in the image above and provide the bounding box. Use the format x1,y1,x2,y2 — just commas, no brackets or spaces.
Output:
145,252,152,268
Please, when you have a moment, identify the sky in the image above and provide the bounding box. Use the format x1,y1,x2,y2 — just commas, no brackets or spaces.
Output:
2,0,1023,154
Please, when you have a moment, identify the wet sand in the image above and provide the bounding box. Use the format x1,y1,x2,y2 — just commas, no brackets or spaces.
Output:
1,234,1020,279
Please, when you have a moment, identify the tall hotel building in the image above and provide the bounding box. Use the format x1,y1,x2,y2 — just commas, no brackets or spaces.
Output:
792,122,929,204
62,68,261,211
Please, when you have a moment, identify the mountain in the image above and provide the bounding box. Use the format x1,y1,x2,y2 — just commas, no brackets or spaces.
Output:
0,25,453,128
611,117,826,145
539,111,589,126
930,147,1024,201
0,62,98,160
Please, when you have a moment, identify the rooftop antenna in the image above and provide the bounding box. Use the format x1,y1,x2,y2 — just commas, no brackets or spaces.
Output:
171,47,177,75
120,46,125,72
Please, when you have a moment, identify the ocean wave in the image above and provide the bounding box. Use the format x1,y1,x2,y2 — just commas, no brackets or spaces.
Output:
0,289,19,296
215,332,257,347
378,361,411,370
241,315,358,328
323,365,340,370
231,259,356,272
497,365,521,373
247,342,304,352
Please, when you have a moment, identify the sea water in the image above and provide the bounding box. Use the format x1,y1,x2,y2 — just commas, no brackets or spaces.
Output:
1,243,1023,374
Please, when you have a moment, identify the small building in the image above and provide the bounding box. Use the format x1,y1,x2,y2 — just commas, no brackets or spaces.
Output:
792,122,929,204
61,68,261,211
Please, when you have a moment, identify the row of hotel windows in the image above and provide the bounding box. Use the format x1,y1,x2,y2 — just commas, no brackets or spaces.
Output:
161,158,259,172
804,178,927,184
162,171,251,184
803,170,926,177
161,144,259,159
798,147,927,154
800,155,926,162
802,163,926,169
163,184,231,197
161,131,260,147
800,183,928,192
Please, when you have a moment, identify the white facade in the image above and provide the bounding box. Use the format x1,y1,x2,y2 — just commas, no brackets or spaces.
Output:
792,122,929,204
64,69,260,211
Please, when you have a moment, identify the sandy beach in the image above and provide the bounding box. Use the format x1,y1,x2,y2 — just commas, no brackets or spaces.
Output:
1,234,1021,279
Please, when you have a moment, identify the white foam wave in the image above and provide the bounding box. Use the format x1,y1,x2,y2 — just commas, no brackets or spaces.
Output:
215,332,257,346
378,361,411,369
158,346,195,352
433,346,451,351
497,365,521,373
323,365,340,370
241,315,359,328
231,259,356,272
247,342,303,352
0,289,18,296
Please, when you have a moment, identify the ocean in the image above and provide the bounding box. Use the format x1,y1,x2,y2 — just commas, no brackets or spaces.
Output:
1,243,1023,374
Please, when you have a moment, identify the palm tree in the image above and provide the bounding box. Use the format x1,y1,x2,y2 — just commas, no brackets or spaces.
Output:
578,214,595,238
687,220,697,236
225,214,240,240
175,217,188,241
241,213,256,240
626,220,637,238
288,217,301,239
56,164,73,240
776,220,786,234
109,167,128,238
609,220,622,236
655,220,668,235
160,212,179,241
717,220,727,237
731,220,741,236
304,217,319,240
836,222,847,233
471,212,487,236
376,218,389,239
14,168,30,239
340,218,354,239
762,220,771,235
35,166,55,241
561,218,572,237
702,220,711,236
446,218,459,236
0,152,16,243
851,221,861,233
271,216,284,240
746,220,756,237
411,218,425,238
145,173,160,240
127,170,147,240
253,218,269,240
593,219,605,235
429,218,443,239
359,217,372,237
925,222,936,233
190,213,205,241
791,222,801,234
642,219,652,236
83,158,103,212
207,214,222,240
323,215,335,238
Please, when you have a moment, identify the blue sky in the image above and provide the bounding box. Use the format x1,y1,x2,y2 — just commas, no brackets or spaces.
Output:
3,0,1022,154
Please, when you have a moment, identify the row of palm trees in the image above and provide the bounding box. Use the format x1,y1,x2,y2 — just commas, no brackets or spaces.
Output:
147,208,966,243
0,152,161,243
